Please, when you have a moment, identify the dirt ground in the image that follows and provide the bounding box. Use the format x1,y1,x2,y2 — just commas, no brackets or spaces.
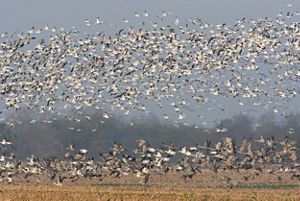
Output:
1,184,300,201
1,170,300,200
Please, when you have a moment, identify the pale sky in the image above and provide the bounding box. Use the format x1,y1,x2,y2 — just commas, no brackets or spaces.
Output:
0,0,297,32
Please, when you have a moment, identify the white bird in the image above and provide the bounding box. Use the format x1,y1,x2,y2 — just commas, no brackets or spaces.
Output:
102,113,109,119
95,17,103,25
144,10,149,17
79,149,88,154
0,139,12,145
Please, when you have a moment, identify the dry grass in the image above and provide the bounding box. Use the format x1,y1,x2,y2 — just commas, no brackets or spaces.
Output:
1,184,300,201
1,171,300,200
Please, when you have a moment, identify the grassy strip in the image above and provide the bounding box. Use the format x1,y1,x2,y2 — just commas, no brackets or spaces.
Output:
235,183,300,189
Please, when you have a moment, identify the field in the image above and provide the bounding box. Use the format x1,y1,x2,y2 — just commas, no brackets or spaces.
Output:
1,172,300,201
1,184,300,201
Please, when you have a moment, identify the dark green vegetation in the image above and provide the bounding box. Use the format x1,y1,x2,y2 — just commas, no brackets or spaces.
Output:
1,111,300,158
235,183,300,189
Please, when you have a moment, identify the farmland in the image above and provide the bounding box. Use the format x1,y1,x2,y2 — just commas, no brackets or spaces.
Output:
1,183,300,201
1,172,300,201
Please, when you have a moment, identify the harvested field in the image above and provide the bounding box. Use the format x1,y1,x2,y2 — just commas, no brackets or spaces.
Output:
1,171,300,200
1,184,300,201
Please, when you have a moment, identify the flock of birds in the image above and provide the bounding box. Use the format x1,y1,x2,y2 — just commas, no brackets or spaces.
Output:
0,7,299,187
0,9,299,129
0,136,300,187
